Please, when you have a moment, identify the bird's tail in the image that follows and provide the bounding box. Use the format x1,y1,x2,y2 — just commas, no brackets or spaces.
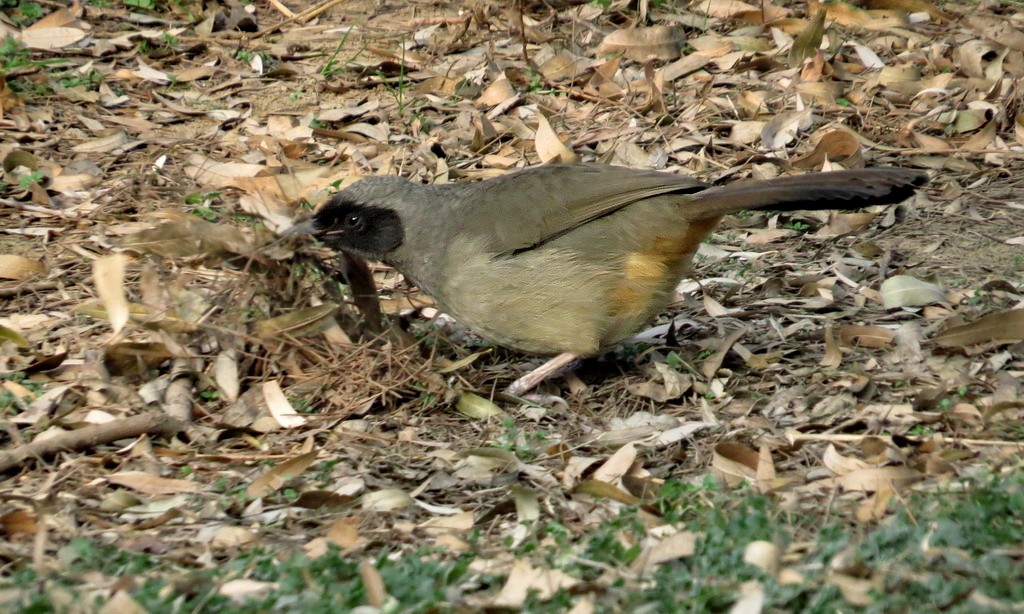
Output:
690,168,927,218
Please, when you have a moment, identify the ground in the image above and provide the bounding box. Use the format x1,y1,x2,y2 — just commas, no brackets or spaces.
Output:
1,0,1024,612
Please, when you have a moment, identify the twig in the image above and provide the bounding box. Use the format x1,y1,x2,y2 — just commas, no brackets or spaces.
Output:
0,412,183,473
409,17,468,26
514,0,528,65
786,431,1024,448
267,0,295,19
0,281,60,299
868,145,1024,157
1,198,82,220
246,0,350,40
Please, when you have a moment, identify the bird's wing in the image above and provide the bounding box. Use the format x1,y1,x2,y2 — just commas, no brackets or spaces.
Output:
456,163,708,255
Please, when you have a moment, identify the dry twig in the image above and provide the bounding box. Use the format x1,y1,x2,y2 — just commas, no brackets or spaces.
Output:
0,413,183,473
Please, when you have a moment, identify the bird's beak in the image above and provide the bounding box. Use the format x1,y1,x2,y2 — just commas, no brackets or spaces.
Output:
282,219,319,237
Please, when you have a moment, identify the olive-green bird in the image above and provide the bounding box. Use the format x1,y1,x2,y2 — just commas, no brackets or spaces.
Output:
291,163,926,393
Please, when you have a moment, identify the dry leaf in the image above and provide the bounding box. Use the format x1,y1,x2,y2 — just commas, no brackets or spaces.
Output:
29,6,79,28
789,8,827,68
104,342,175,376
756,444,777,491
534,113,578,164
852,43,885,69
761,109,813,149
120,217,252,259
745,229,796,244
743,541,781,573
833,466,923,492
963,15,1024,51
573,480,641,505
932,309,1024,348
359,560,388,607
215,350,241,403
0,509,38,537
132,59,172,84
766,18,812,35
591,443,637,484
822,444,873,475
262,381,306,428
456,392,505,419
0,325,29,349
880,275,945,309
247,450,318,498
820,326,842,368
18,26,87,50
100,591,148,614
361,488,413,511
476,75,517,107
855,484,895,522
209,525,257,549
697,0,763,18
71,132,129,154
866,0,948,22
325,517,364,551
108,471,202,495
828,570,882,606
838,325,896,348
792,130,862,169
0,255,45,281
438,350,491,373
598,26,685,62
540,49,588,81
511,486,540,524
911,132,951,152
712,442,758,486
631,531,699,574
814,212,875,238
586,56,625,99
730,582,766,614
93,254,130,335
701,327,747,379
956,40,999,79
961,119,997,152
493,560,579,608
255,304,340,338
218,580,276,602
730,121,767,145
175,65,218,82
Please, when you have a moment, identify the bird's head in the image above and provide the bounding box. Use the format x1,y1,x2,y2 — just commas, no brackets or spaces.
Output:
288,176,410,260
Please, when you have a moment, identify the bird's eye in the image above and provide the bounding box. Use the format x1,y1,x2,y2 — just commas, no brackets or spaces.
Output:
344,214,362,229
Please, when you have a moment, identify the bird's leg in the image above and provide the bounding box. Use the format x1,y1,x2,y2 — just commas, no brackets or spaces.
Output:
506,352,580,396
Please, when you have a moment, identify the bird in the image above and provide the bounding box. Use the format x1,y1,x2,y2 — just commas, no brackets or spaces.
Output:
289,163,927,395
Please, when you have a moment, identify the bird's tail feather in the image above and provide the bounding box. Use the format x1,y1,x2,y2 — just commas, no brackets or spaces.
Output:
690,168,927,218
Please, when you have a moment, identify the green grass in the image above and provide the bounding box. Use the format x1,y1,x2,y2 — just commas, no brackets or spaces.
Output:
0,372,43,416
7,545,488,613
0,37,34,73
3,470,1022,612
0,0,42,26
0,37,85,96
